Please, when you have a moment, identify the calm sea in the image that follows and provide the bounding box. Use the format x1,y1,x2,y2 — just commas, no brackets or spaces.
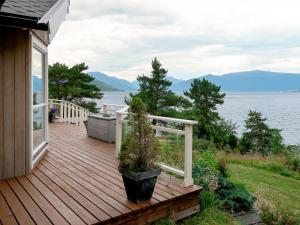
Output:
96,92,300,145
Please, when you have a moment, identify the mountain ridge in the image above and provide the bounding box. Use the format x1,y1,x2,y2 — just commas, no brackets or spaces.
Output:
89,70,300,92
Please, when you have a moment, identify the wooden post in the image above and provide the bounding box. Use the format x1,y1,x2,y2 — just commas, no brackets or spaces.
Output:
115,112,123,158
60,101,63,122
184,124,193,187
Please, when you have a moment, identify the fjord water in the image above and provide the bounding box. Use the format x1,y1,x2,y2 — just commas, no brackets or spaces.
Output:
97,92,300,145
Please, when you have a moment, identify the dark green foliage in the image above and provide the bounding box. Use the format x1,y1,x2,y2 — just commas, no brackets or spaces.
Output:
119,98,160,172
128,58,190,117
184,78,225,140
240,110,284,156
216,177,256,212
193,152,255,213
183,79,238,148
49,62,103,112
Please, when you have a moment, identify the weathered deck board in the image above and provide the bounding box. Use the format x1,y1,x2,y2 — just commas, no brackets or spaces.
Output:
0,123,201,225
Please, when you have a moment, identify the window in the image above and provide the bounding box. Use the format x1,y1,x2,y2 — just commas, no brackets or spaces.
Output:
32,36,48,159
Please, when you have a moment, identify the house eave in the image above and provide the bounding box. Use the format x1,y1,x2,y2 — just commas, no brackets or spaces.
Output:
0,13,48,30
38,0,70,43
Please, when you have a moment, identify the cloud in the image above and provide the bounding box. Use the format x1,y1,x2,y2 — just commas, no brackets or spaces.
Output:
49,0,300,81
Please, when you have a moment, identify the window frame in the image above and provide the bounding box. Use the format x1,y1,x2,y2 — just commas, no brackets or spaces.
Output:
31,35,48,165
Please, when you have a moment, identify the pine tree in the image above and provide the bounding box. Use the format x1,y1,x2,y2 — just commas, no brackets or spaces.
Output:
129,58,189,117
240,110,283,155
184,78,226,139
49,62,103,112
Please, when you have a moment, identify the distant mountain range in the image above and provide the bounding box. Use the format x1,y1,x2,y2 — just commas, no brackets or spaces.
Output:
88,70,300,92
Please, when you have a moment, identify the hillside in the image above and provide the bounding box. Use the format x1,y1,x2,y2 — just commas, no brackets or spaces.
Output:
172,70,300,92
91,79,121,91
88,72,135,91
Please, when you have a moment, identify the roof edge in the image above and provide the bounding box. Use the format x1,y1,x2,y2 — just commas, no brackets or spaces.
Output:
38,0,70,43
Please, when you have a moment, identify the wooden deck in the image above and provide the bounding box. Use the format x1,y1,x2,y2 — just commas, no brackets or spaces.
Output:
0,123,201,225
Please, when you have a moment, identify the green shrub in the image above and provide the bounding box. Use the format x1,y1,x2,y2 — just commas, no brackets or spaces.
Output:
193,163,220,192
216,177,256,212
193,138,217,152
261,203,298,225
286,154,300,172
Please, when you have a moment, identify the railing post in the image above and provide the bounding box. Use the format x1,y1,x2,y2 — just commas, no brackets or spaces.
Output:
103,104,107,114
80,108,84,126
60,101,64,122
115,112,123,158
49,99,53,109
184,124,193,187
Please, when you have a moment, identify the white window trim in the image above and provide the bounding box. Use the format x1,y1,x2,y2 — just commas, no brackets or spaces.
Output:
31,35,49,166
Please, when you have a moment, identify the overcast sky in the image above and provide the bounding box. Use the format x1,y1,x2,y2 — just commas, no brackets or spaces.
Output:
48,0,300,81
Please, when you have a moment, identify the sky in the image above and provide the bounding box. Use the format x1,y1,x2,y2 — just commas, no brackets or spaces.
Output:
48,0,300,81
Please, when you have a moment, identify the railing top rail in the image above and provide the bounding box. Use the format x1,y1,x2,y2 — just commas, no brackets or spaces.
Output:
116,105,197,125
103,103,126,108
48,99,90,113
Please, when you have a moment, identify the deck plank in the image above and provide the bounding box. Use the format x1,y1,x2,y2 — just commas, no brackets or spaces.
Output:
17,176,70,225
0,191,18,225
6,178,52,225
26,173,86,225
0,181,35,225
0,123,201,225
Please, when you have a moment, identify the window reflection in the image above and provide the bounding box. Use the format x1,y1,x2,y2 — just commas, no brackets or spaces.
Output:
33,107,46,150
32,48,44,105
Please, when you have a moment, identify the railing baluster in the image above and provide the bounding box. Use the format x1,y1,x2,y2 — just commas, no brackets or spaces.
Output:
60,101,64,122
79,108,83,126
115,112,123,158
67,102,71,123
75,106,79,125
184,124,194,187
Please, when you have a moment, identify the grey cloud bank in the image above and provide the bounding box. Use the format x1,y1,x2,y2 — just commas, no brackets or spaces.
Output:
49,0,300,81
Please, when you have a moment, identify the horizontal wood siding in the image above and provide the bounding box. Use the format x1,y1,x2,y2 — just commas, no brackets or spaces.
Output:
0,26,31,180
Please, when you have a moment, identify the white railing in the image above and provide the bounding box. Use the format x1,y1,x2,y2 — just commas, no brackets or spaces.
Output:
48,99,91,126
103,103,197,187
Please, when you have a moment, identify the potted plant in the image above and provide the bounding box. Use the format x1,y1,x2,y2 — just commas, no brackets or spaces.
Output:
48,108,56,123
119,97,161,203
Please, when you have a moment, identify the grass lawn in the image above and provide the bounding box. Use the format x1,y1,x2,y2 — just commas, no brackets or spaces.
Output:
178,207,241,225
228,163,300,221
154,207,241,225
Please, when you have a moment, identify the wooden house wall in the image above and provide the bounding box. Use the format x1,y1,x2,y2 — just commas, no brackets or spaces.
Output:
0,26,32,180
